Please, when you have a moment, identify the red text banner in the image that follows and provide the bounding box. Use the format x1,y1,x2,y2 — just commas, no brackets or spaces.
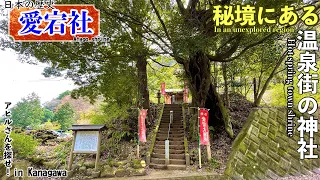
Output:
9,5,100,41
139,109,147,143
200,109,209,145
184,87,188,103
160,82,166,95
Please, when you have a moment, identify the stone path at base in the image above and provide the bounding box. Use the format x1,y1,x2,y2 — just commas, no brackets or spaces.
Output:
278,172,320,180
95,169,224,180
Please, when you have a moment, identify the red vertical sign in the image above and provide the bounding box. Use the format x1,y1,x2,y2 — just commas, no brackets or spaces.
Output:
160,82,166,95
199,109,209,145
184,87,188,102
139,109,147,142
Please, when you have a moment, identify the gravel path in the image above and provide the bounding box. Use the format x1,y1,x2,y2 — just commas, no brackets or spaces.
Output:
278,170,320,180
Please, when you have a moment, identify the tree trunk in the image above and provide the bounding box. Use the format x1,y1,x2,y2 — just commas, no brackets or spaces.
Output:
253,51,287,107
137,56,150,114
253,78,257,103
213,62,218,90
183,51,233,138
222,62,229,109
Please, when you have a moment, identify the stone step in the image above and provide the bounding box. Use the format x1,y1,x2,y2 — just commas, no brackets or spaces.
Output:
162,111,182,114
158,127,184,132
161,121,183,124
159,122,183,126
164,104,182,107
153,148,185,154
151,158,186,165
160,123,183,126
167,164,186,170
160,124,183,130
162,110,182,114
161,119,183,122
163,108,182,111
163,106,182,109
164,105,182,109
159,124,183,127
161,117,182,120
157,136,184,141
149,163,186,170
152,153,185,159
149,163,166,169
156,140,184,145
157,133,184,137
154,144,185,150
162,112,182,114
157,130,184,134
158,130,184,134
160,123,183,127
161,115,182,117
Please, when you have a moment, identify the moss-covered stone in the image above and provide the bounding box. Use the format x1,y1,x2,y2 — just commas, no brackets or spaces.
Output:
86,168,94,176
67,170,74,177
132,159,142,169
115,161,125,167
4,160,32,179
238,143,247,154
43,160,58,169
225,108,320,180
0,161,5,175
100,165,115,177
28,156,45,166
83,160,95,168
71,163,81,172
91,171,100,178
259,125,268,135
131,168,146,176
115,168,129,177
79,166,87,173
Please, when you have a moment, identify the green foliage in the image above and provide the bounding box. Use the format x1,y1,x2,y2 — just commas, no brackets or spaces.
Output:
208,157,220,170
53,140,72,168
269,62,320,107
53,102,75,130
40,120,61,130
89,102,137,156
209,126,215,141
43,99,61,112
0,131,38,158
11,93,44,128
147,58,184,103
57,90,71,100
42,108,54,123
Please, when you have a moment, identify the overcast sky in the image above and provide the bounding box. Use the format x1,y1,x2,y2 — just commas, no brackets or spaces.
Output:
0,49,76,107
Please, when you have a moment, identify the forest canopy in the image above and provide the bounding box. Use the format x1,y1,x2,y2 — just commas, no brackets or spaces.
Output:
0,0,319,137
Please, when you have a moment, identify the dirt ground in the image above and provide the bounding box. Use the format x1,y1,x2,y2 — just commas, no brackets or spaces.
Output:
187,93,254,173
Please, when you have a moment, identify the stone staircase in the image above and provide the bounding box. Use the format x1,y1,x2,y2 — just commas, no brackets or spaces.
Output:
149,104,186,170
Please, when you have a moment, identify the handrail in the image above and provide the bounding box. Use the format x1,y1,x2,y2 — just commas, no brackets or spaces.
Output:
147,103,164,165
167,110,173,140
182,103,190,166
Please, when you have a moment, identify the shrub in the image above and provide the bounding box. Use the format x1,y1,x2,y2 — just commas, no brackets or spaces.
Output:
0,131,38,158
53,140,72,168
208,157,220,169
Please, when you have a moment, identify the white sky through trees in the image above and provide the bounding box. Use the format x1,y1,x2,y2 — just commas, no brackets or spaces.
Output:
0,49,76,106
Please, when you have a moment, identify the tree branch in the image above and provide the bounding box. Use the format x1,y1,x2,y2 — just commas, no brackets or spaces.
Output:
226,33,275,62
149,57,175,67
149,0,172,44
176,0,186,15
207,35,242,62
215,34,242,53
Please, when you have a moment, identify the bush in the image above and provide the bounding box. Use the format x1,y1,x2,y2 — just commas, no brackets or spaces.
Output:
208,157,220,169
38,121,61,130
53,140,72,168
0,131,38,158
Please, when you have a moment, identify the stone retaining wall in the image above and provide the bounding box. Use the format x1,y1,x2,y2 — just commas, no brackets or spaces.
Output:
225,108,320,180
